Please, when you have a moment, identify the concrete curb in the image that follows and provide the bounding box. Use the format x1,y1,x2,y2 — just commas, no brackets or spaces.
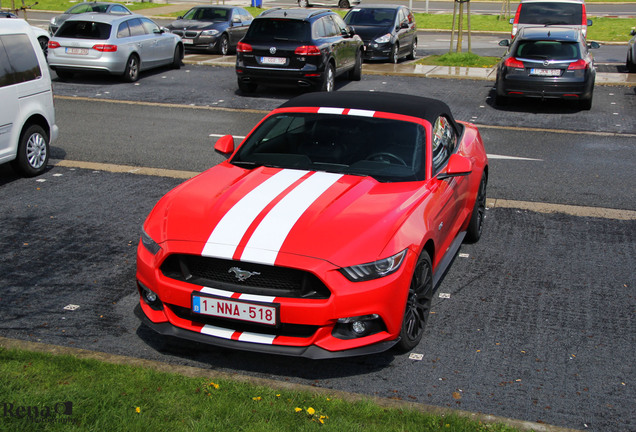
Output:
0,336,582,432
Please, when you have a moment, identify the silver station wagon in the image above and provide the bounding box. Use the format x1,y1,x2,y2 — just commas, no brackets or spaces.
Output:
48,13,183,82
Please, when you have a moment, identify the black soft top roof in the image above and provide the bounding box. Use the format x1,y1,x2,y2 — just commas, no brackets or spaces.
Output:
279,91,456,126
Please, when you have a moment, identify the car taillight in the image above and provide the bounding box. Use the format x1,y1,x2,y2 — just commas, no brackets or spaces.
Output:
237,42,252,53
48,41,60,49
504,57,525,69
511,4,521,37
295,45,321,56
93,44,117,52
568,59,589,70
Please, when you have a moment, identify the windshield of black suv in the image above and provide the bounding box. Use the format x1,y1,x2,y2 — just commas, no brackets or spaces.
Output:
344,8,397,26
245,18,309,41
183,8,229,21
518,3,583,25
515,40,581,60
231,113,426,182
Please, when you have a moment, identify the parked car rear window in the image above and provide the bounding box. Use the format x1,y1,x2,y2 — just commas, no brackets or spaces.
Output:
56,21,111,39
246,19,309,41
515,40,580,60
0,34,41,87
518,3,582,25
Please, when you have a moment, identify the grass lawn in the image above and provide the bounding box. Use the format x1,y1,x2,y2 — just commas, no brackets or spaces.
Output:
0,347,522,432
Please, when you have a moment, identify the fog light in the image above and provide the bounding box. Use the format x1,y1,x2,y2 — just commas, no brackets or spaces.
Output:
351,321,367,335
145,290,157,303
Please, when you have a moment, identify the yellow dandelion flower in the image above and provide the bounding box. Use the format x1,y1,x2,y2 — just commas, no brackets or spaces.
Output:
295,407,303,413
135,407,141,414
252,396,262,401
307,407,315,415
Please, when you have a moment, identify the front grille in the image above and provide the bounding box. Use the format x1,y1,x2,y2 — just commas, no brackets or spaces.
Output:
185,31,200,38
161,254,331,299
168,304,319,338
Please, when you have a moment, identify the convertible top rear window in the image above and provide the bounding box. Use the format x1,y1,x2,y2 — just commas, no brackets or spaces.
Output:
232,113,426,182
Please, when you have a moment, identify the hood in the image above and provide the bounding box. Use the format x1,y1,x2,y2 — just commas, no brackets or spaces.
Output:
147,164,427,267
167,20,225,31
351,25,393,43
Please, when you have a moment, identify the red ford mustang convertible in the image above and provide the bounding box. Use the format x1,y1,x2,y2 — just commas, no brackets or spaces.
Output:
135,92,488,359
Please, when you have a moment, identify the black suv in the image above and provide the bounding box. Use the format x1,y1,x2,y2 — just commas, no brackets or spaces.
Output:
235,8,363,93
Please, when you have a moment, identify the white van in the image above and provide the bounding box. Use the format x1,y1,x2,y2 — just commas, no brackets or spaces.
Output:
0,19,58,176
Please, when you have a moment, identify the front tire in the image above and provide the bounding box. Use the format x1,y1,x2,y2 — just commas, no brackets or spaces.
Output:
298,0,309,7
464,172,487,244
238,79,257,93
338,0,350,7
12,124,49,177
395,252,433,353
218,34,229,56
123,54,140,82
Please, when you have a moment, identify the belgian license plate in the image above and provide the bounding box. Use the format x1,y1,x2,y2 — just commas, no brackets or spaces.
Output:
260,56,286,65
66,47,89,55
530,68,561,77
192,294,278,326
182,38,194,44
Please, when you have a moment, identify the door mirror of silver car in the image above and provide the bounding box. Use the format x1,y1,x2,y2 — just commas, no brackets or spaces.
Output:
588,41,601,49
499,39,510,47
214,135,235,155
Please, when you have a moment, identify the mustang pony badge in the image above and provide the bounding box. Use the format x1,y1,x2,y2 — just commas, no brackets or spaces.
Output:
228,267,261,282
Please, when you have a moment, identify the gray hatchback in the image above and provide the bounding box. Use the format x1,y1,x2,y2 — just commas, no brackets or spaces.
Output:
48,13,183,82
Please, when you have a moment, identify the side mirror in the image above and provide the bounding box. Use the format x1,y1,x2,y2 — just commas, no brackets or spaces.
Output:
588,41,601,49
177,16,183,20
400,22,409,29
437,154,472,180
587,19,593,26
631,29,636,36
498,39,510,47
509,18,514,24
214,134,235,155
232,17,241,23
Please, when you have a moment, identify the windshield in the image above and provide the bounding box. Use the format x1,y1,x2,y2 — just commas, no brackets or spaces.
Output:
231,113,426,182
183,8,229,21
518,3,583,25
515,40,580,60
345,8,397,26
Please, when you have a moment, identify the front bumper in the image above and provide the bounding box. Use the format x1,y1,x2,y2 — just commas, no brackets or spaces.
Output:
136,241,416,358
362,43,392,61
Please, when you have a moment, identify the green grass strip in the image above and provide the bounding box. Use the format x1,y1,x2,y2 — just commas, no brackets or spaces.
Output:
0,347,521,432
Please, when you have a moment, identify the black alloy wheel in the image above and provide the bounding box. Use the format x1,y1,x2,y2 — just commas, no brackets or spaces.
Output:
395,252,433,352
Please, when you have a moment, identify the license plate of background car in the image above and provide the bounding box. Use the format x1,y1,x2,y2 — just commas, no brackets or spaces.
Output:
182,39,194,44
66,47,89,55
530,68,561,76
260,56,286,65
192,294,278,326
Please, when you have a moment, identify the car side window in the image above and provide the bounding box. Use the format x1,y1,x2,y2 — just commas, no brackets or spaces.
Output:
323,16,340,37
331,14,349,35
141,18,160,34
127,19,146,37
111,5,128,14
432,116,457,174
398,9,408,27
117,22,131,38
0,34,41,88
238,8,253,23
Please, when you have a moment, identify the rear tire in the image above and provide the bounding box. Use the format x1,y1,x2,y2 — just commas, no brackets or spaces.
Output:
12,124,49,177
320,63,335,92
123,54,140,82
407,38,417,60
298,0,309,7
464,172,487,244
348,49,362,81
338,0,350,7
172,45,183,69
55,69,73,81
579,89,593,110
394,252,433,353
627,50,636,73
238,80,257,93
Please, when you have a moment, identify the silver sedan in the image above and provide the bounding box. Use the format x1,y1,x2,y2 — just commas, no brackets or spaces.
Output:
48,13,183,82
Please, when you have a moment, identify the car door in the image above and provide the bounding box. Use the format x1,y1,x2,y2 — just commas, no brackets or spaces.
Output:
0,36,16,159
395,8,412,57
125,18,154,68
427,116,469,259
329,14,355,72
141,17,173,66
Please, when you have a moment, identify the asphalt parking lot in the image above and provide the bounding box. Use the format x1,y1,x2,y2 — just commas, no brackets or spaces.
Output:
0,161,634,431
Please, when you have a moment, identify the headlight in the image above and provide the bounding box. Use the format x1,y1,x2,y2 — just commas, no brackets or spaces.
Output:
201,29,220,37
339,249,407,282
374,33,392,44
140,228,161,255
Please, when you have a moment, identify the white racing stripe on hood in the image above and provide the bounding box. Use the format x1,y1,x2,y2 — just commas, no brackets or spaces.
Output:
202,169,308,259
241,171,343,265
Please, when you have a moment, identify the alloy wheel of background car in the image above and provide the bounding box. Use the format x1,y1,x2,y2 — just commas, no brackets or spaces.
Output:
338,0,350,8
13,124,49,177
123,54,140,82
298,0,308,7
219,34,229,56
395,252,433,353
321,64,335,92
465,172,487,244
407,39,417,60
390,44,399,64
